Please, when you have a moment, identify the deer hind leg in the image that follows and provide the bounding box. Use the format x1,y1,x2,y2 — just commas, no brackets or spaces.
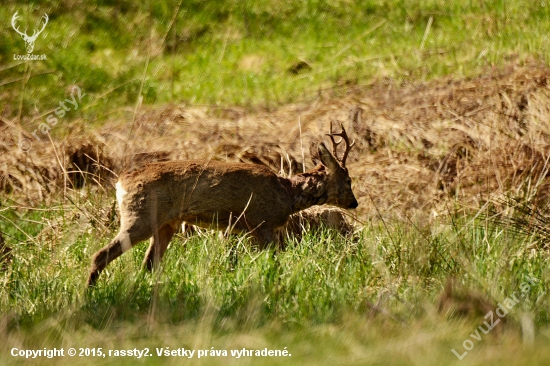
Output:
142,221,178,271
87,221,154,287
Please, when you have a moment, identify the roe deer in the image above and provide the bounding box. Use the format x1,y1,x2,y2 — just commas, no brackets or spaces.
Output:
87,123,358,286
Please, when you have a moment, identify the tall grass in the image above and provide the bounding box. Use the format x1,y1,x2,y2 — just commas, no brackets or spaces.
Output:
0,188,549,365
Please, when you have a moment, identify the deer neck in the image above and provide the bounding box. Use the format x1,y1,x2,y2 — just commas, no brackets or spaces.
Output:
284,166,329,213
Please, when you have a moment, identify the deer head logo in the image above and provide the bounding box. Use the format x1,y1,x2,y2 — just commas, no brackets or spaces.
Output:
11,11,49,54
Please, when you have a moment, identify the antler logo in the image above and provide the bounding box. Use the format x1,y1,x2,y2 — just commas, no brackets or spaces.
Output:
11,11,49,54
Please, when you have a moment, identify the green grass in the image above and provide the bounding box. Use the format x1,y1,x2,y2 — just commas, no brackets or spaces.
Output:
1,189,549,365
2,1,550,364
1,0,550,130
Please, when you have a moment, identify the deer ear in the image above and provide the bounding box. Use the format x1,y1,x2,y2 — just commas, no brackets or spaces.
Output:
310,142,321,165
318,142,340,171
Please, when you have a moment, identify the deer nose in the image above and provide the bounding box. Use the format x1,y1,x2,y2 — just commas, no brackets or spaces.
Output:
349,199,358,209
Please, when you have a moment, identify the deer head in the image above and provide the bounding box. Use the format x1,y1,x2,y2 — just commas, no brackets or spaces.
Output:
323,121,358,208
306,121,358,210
11,11,49,54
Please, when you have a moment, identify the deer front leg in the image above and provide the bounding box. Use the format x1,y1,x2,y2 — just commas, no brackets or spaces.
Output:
142,222,177,271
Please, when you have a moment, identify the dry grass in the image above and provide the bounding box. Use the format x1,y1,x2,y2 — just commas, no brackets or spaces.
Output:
3,62,550,223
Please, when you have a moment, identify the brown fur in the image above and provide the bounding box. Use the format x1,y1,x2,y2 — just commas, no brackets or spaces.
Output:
87,141,358,287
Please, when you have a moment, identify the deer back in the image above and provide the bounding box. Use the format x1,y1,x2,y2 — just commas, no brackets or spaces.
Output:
117,160,293,231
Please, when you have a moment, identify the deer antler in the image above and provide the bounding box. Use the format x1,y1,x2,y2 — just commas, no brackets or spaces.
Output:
326,121,355,166
29,13,48,40
11,12,48,41
11,11,27,38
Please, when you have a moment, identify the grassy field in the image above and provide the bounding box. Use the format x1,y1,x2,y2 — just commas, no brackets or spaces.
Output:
1,1,550,124
2,1,550,365
1,189,549,365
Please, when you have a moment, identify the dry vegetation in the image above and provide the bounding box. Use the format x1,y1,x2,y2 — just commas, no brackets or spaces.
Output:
3,62,550,221
2,63,550,366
